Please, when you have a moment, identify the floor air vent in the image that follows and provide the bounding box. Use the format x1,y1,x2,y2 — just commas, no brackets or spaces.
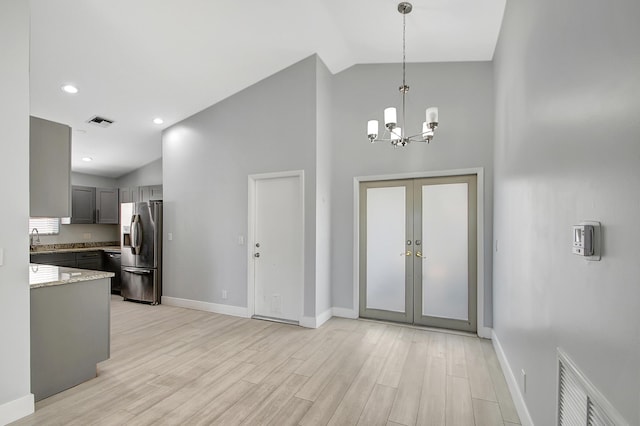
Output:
87,115,115,127
557,348,627,425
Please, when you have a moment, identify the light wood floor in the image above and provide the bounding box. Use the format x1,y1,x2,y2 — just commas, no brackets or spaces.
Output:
14,296,520,425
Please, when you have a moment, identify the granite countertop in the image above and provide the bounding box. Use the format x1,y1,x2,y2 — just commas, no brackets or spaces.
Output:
30,242,121,255
29,263,115,289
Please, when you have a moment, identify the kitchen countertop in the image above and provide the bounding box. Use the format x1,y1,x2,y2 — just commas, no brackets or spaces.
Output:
29,263,115,289
30,245,121,254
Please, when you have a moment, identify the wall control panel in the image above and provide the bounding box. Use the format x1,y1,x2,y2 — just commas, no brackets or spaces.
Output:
572,221,601,261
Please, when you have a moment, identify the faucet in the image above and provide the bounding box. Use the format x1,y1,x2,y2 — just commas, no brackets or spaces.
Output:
30,228,40,249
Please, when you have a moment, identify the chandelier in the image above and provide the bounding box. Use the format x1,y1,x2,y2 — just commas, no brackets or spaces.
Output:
367,2,439,147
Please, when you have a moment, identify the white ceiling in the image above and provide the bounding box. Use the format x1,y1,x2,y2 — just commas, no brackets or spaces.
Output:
29,0,506,178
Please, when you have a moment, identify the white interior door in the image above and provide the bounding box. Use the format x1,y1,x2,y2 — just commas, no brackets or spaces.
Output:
253,174,303,323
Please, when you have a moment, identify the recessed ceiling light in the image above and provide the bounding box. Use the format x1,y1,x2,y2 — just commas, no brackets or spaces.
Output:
153,118,164,125
61,84,78,94
81,157,93,162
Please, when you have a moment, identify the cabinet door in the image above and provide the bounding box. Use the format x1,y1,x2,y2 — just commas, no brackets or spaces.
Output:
96,188,119,224
70,186,95,224
30,116,71,217
119,187,139,204
139,186,150,202
30,252,76,267
76,251,102,270
139,185,163,202
148,185,162,201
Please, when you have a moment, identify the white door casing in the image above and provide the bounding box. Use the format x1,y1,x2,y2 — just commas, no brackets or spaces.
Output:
248,171,304,323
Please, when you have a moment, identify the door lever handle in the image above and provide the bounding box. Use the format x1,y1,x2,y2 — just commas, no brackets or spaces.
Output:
416,251,426,259
401,250,412,256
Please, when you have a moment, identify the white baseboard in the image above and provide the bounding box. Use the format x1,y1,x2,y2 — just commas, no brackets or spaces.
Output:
0,393,34,426
491,330,534,426
477,326,493,339
332,307,358,319
162,296,250,318
300,308,332,329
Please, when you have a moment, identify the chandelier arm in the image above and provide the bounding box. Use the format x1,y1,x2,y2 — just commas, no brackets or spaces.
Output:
405,131,429,140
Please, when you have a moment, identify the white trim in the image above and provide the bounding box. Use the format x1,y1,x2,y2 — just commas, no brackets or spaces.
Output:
353,167,487,333
300,308,332,329
492,330,534,426
247,170,305,324
0,393,34,425
477,326,492,339
332,307,358,319
162,296,250,318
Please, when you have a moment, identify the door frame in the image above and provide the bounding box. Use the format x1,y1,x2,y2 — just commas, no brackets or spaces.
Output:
247,170,305,322
353,168,490,338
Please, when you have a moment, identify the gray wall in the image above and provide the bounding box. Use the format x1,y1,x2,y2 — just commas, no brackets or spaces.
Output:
162,56,318,315
117,158,162,188
329,62,495,326
493,1,640,424
72,172,118,188
0,0,31,417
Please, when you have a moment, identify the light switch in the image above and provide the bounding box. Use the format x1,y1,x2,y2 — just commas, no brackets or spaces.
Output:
238,235,245,245
168,233,173,241
0,248,4,266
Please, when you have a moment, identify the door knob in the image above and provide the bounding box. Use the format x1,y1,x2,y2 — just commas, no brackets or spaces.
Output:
254,253,260,258
401,250,412,256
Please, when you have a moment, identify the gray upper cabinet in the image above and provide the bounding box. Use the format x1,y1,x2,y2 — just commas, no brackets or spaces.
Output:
119,187,139,204
71,186,95,224
71,186,119,224
121,185,162,203
139,185,163,202
96,188,119,224
30,116,71,217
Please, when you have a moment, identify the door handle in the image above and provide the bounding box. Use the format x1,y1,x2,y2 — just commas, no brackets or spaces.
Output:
401,250,412,256
416,251,426,259
254,253,260,258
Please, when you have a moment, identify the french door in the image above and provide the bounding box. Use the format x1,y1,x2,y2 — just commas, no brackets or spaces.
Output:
359,175,477,332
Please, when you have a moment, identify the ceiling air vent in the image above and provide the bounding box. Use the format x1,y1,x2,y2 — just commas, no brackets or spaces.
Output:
87,115,115,128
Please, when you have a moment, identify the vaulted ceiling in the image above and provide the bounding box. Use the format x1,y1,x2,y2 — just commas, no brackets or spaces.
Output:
29,0,506,177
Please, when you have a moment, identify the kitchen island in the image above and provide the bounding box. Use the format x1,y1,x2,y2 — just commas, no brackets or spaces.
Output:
30,263,114,401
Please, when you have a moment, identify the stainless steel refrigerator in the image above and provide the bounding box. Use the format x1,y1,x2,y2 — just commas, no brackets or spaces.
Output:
120,201,162,304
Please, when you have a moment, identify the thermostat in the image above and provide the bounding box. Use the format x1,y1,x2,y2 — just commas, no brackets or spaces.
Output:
572,221,601,261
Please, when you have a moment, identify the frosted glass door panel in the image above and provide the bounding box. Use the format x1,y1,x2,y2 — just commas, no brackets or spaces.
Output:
366,187,406,313
421,183,468,320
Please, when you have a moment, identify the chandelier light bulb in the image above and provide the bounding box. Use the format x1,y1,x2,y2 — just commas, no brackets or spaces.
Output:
426,107,439,126
384,107,397,129
368,120,379,140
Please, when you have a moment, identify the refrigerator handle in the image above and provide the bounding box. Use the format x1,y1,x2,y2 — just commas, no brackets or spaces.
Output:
123,268,151,274
131,214,142,255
